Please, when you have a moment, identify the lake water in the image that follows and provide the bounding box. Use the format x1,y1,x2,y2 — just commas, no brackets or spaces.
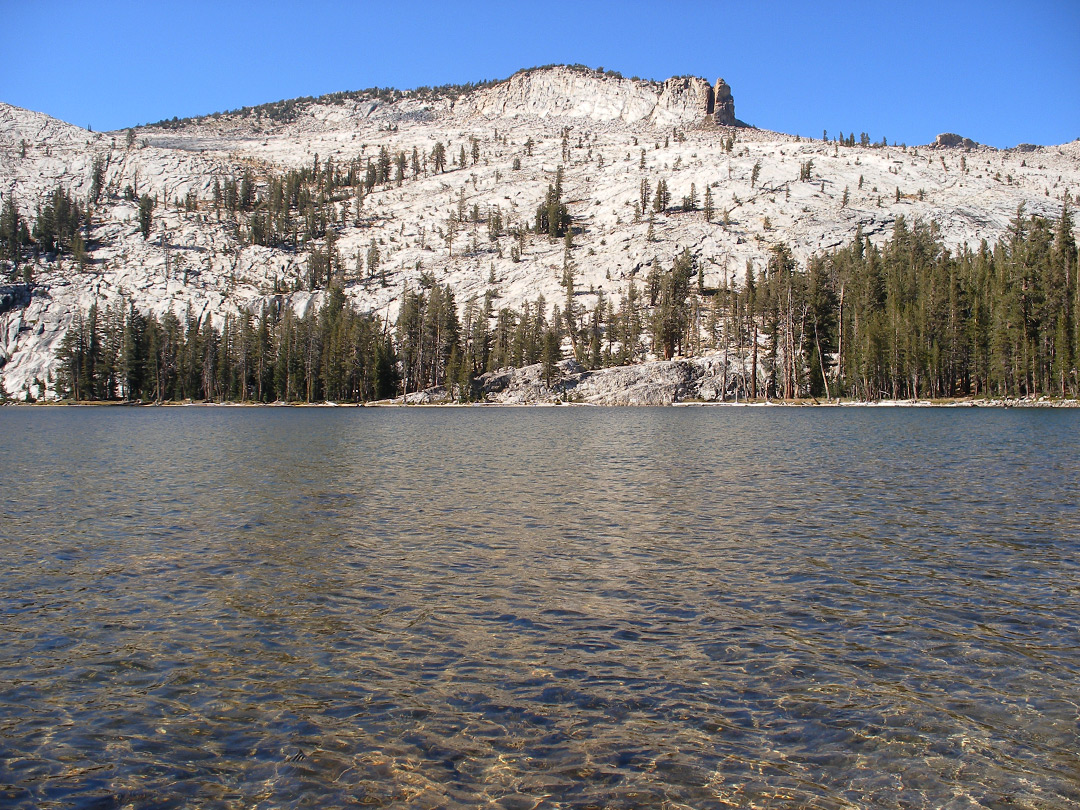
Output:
1,406,1078,809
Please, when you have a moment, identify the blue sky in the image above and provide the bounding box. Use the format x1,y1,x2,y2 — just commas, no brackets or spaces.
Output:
3,0,1078,148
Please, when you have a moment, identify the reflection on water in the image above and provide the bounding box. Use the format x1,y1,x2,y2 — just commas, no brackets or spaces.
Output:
1,406,1078,809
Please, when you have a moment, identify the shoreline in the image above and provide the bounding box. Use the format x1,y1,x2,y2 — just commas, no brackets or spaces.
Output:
5,397,1080,409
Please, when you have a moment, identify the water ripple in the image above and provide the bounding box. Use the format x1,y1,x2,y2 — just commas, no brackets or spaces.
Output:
1,406,1078,808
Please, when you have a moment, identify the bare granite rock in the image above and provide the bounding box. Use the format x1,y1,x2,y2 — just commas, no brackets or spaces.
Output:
473,355,746,405
713,79,737,127
934,132,978,149
457,66,715,127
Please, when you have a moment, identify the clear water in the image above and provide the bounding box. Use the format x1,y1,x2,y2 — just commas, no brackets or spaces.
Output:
1,406,1078,809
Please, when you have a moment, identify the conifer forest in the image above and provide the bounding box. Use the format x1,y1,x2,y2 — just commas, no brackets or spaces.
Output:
38,203,1079,403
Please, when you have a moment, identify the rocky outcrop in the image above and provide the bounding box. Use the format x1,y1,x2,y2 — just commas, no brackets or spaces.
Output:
0,102,94,152
934,133,977,149
456,67,717,127
713,79,737,126
473,355,744,405
655,76,716,127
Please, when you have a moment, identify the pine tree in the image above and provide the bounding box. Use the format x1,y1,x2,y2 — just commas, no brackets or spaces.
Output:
431,142,446,173
366,239,380,278
681,183,698,212
0,194,27,271
90,156,106,204
138,194,155,239
535,171,570,239
542,328,561,386
652,179,669,213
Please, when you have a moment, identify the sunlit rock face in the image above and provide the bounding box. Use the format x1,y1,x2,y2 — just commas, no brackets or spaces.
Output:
713,78,736,126
456,66,717,127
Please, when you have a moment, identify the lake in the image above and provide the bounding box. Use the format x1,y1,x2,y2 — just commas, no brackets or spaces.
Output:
1,406,1078,809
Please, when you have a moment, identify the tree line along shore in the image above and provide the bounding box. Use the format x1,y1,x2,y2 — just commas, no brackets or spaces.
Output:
6,202,1078,405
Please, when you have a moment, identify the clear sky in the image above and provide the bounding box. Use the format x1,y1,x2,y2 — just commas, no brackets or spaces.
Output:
3,0,1078,148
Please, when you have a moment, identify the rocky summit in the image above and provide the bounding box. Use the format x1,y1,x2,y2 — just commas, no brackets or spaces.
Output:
1,65,1078,400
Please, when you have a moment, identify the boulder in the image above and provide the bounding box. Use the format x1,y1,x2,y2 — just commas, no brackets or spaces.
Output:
934,132,977,149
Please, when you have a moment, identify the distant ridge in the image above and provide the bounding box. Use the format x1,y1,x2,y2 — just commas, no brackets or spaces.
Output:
144,65,743,131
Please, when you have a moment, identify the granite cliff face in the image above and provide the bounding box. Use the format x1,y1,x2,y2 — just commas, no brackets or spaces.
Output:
0,103,94,152
456,67,723,127
712,79,736,126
